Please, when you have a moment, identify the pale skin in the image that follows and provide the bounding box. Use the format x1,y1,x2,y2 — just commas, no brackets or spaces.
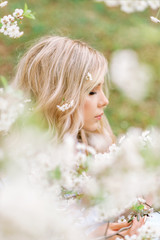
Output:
83,81,109,132
82,80,145,238
91,218,145,239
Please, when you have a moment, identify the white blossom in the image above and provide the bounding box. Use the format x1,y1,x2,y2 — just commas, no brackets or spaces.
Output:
150,16,160,23
13,8,24,19
76,142,96,155
0,1,8,8
148,0,160,10
95,0,160,13
95,0,119,7
57,100,74,112
86,72,93,81
1,15,14,25
118,215,127,223
125,235,137,240
137,221,160,239
8,24,23,38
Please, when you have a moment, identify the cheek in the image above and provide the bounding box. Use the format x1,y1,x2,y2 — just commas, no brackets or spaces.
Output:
83,98,92,115
84,100,91,112
82,98,98,131
83,97,95,120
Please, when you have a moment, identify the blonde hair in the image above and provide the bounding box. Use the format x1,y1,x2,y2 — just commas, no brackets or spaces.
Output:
13,35,115,150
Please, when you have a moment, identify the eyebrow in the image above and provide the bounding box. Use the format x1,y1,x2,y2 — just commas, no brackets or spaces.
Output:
96,82,104,87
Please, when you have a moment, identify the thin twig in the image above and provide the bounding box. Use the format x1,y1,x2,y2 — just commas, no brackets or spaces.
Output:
116,233,125,239
93,222,133,240
104,221,110,236
156,1,160,18
145,202,160,215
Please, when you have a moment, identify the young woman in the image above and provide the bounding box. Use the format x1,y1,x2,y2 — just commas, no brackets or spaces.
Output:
12,35,144,238
13,35,114,152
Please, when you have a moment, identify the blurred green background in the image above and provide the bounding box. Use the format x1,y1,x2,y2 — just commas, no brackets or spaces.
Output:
0,0,160,136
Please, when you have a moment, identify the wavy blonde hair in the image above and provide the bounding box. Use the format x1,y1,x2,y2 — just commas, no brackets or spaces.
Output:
13,35,115,150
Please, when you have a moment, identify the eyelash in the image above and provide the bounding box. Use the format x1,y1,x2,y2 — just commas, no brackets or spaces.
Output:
89,91,97,95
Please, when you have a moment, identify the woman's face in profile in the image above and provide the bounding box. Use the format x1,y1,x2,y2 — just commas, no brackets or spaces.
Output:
82,81,109,132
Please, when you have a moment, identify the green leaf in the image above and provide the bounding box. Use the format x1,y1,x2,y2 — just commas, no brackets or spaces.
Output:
128,218,133,223
132,203,144,213
0,76,8,88
24,3,28,12
48,167,61,180
137,204,144,211
23,3,35,20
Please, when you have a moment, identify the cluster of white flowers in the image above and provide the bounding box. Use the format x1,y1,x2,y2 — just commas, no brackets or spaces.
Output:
122,221,160,240
81,128,160,222
1,86,160,239
117,197,154,226
110,49,152,101
0,177,86,240
1,125,160,238
95,0,160,13
57,100,74,112
76,142,96,155
0,9,24,38
0,1,8,8
4,129,90,198
138,221,160,239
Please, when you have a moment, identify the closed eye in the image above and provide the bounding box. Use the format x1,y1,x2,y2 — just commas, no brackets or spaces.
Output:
89,91,97,95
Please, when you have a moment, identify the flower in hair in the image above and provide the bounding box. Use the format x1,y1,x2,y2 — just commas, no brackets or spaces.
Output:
57,100,74,112
86,72,93,81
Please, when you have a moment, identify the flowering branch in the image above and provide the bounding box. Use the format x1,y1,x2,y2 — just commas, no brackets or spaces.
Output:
0,2,35,38
94,222,133,240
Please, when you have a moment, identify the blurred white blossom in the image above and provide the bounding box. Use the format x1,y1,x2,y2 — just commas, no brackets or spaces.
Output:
0,1,8,8
0,87,24,132
0,178,86,240
110,49,152,101
95,0,160,13
150,16,160,23
124,220,160,239
1,87,160,237
148,0,160,10
3,124,160,224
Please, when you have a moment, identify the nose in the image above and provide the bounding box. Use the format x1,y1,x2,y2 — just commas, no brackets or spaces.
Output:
98,91,109,108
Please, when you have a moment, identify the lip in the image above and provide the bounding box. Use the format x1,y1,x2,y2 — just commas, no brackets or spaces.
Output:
95,113,103,120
